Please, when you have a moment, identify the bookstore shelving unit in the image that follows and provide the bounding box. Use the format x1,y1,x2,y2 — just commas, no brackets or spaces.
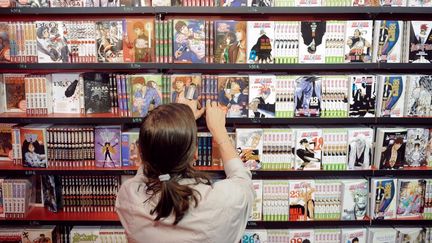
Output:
1,4,432,235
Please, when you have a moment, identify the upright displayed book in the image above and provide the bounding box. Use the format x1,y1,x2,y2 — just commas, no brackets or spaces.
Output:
294,129,322,170
130,74,163,117
250,180,263,221
375,128,407,170
123,18,154,63
294,76,322,117
236,128,263,170
405,21,432,63
376,75,406,117
405,128,429,167
170,74,201,104
51,73,82,114
404,75,432,117
83,73,111,114
248,75,276,118
121,128,140,167
20,124,50,168
217,75,249,118
221,0,247,7
396,179,426,219
95,125,121,168
345,21,373,63
322,128,348,170
0,22,10,63
341,179,369,220
367,228,397,243
373,21,403,63
288,229,314,243
299,21,327,63
35,22,69,63
214,20,247,64
395,228,428,242
348,75,376,117
341,228,367,243
241,230,268,243
95,21,123,63
70,226,101,243
407,0,432,6
247,21,274,64
347,128,373,170
0,124,14,161
2,74,26,112
371,178,397,220
322,75,349,118
173,19,206,63
289,180,315,221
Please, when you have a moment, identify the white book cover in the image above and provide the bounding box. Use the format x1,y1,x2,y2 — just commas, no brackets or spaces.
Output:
377,75,406,117
396,179,426,219
344,21,373,63
347,128,373,170
248,75,276,118
368,228,397,243
373,21,404,63
294,76,322,117
341,179,368,220
242,230,268,242
70,226,101,243
294,129,322,170
296,0,321,5
341,228,367,243
299,21,327,63
406,21,432,63
250,180,263,221
248,0,273,6
35,22,69,63
288,229,314,243
236,128,264,170
52,73,82,114
247,21,274,64
348,75,376,117
404,75,432,117
405,128,429,167
371,178,397,220
289,180,315,221
395,228,427,242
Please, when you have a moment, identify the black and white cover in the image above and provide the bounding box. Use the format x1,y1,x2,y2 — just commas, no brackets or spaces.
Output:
404,75,432,117
376,75,406,117
248,75,276,118
375,128,407,170
52,73,82,114
294,76,322,117
344,21,373,63
294,128,322,170
405,128,429,167
406,21,432,63
348,75,376,117
83,73,111,114
299,21,326,63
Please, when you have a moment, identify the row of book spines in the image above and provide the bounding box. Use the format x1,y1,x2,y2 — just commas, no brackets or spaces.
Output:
0,179,32,218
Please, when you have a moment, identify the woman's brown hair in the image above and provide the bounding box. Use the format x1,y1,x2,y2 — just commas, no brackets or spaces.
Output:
138,103,211,225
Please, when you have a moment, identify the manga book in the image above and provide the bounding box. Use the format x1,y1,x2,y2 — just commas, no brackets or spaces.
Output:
221,0,247,6
341,179,369,220
247,21,274,64
404,75,432,117
95,126,121,168
96,21,123,63
375,128,407,170
405,128,429,167
63,21,97,63
3,74,26,112
50,0,95,7
322,128,348,171
35,22,69,63
371,178,397,220
289,180,315,221
0,124,13,161
214,21,247,64
349,75,376,117
250,180,263,221
288,230,314,243
120,0,149,6
241,230,268,243
299,21,326,63
70,227,101,243
406,21,432,63
217,75,249,118
368,228,397,243
397,179,426,219
123,18,154,63
170,74,201,104
395,228,428,242
15,0,49,7
248,75,276,118
427,129,432,167
377,75,406,117
373,21,403,63
21,124,50,168
121,128,140,167
130,74,162,117
248,0,272,6
347,128,373,170
379,0,405,5
83,73,111,114
294,129,322,170
344,21,373,63
322,75,349,118
407,0,432,6
294,76,322,117
22,226,55,243
41,175,59,213
51,73,81,114
236,128,263,170
173,19,205,63
0,23,10,63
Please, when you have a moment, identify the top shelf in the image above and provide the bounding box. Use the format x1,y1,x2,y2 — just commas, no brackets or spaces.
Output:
1,6,432,16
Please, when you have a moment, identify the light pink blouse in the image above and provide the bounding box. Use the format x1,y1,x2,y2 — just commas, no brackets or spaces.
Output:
115,158,255,243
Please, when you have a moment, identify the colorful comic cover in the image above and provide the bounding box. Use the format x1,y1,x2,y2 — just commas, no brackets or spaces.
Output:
407,0,432,6
294,129,322,170
241,230,268,243
377,75,406,117
289,180,315,221
347,128,373,170
96,21,123,63
344,21,373,63
173,19,206,63
121,128,141,167
217,75,249,118
427,129,432,167
95,126,121,168
294,76,322,117
405,128,429,167
0,124,13,161
0,23,10,62
248,75,276,118
236,128,263,170
371,178,397,220
349,75,376,117
407,21,432,63
123,18,154,63
170,74,201,104
35,22,69,63
20,125,50,168
341,179,369,220
130,74,162,117
4,74,26,112
373,21,403,63
404,75,432,117
288,230,314,243
51,73,81,114
214,21,247,64
299,21,327,63
247,21,274,64
250,180,263,221
376,128,407,170
397,179,426,219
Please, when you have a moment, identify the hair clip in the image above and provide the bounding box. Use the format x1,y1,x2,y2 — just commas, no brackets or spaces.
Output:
158,174,171,182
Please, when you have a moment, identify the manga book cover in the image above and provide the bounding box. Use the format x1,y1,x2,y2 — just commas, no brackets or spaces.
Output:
378,75,406,117
214,21,247,64
250,180,263,221
396,228,428,242
170,74,201,104
372,178,396,220
121,129,140,167
368,228,397,243
347,128,373,170
341,229,367,243
41,175,59,213
248,75,276,118
247,21,274,64
379,0,405,5
49,0,87,7
22,226,55,243
95,126,121,168
130,74,162,117
173,20,205,63
349,75,376,117
405,75,432,117
4,74,26,112
241,230,268,243
51,73,81,114
377,128,407,170
289,181,316,221
341,179,369,220
0,23,10,63
407,21,432,63
236,128,263,170
120,0,149,6
15,0,49,7
427,129,432,167
294,76,322,117
217,75,249,118
248,0,272,6
405,128,429,167
70,227,101,243
345,21,373,63
373,21,403,63
0,125,13,160
100,0,119,6
83,73,111,114
36,22,69,63
288,230,314,243
407,0,432,6
299,21,327,63
397,179,426,219
123,18,154,63
63,21,97,63
294,129,322,170
96,21,123,63
221,0,247,6
21,125,49,168
151,0,174,6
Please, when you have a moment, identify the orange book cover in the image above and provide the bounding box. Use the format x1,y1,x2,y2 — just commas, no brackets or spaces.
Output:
123,18,155,63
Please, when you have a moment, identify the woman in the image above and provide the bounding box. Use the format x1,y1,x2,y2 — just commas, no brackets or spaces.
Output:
116,100,255,243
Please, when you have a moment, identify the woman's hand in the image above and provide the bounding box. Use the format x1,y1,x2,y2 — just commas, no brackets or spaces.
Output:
205,100,226,137
179,99,205,120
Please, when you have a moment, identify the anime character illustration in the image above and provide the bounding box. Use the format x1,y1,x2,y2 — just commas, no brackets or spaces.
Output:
222,0,247,7
96,21,123,63
296,138,321,170
380,136,406,170
381,76,404,116
408,22,432,63
0,23,10,62
349,76,376,117
22,134,47,168
36,22,69,63
248,76,275,118
124,20,153,62
406,76,432,117
348,133,372,170
171,75,200,104
374,180,395,219
236,129,263,170
376,21,400,62
132,76,162,117
22,232,52,243
41,175,58,213
129,141,141,166
294,76,321,117
15,0,48,7
248,29,273,64
216,21,247,64
405,128,428,167
346,28,371,63
96,128,120,168
300,21,326,61
250,0,271,6
343,184,368,220
397,180,426,218
173,20,205,63
218,76,249,117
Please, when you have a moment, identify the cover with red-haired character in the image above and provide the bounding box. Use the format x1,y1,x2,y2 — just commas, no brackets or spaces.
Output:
248,75,276,118
123,18,154,63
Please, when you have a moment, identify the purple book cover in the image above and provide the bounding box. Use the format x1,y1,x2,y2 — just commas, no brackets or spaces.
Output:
95,126,121,168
